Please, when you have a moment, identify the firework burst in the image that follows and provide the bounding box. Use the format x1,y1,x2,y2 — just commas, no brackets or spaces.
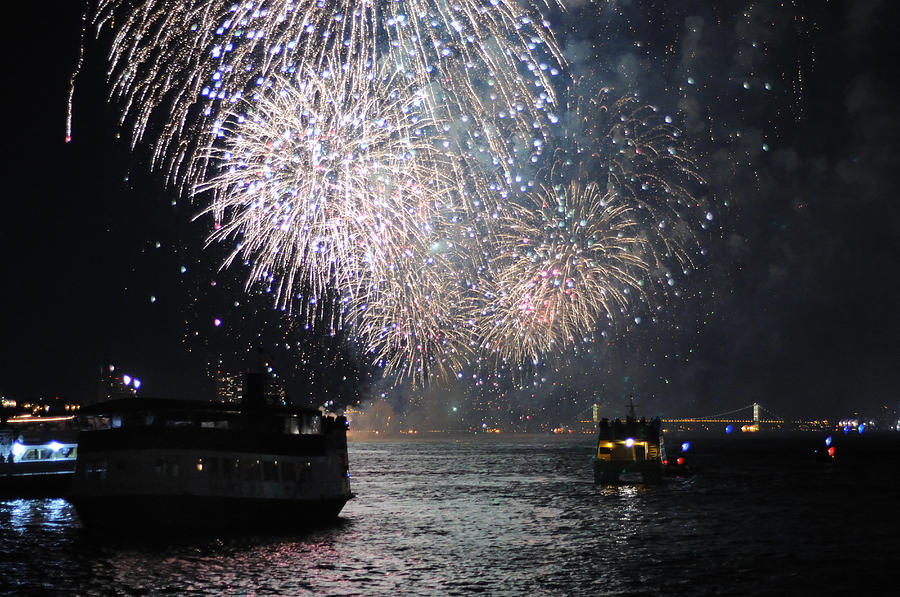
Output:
476,90,709,366
479,181,650,363
196,64,455,309
353,258,479,386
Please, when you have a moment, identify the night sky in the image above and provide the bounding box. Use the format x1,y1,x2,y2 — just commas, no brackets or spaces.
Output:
1,0,897,421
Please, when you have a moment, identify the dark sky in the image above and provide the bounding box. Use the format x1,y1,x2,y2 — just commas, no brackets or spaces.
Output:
1,0,897,420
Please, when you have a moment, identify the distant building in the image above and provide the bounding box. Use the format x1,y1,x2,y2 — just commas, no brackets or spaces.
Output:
213,369,286,406
214,370,245,404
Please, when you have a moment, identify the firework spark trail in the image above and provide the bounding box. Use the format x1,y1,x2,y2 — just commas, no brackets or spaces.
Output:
195,65,457,310
352,254,479,385
90,0,565,195
65,3,90,143
568,92,708,261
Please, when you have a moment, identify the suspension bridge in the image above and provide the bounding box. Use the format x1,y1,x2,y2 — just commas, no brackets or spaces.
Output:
661,403,786,432
577,402,791,433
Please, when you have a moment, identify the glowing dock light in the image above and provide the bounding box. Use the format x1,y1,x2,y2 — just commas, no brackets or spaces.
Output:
858,423,866,434
824,436,833,447
624,438,635,448
133,379,142,390
11,441,26,459
47,441,63,453
123,375,132,386
681,441,691,453
725,425,733,434
843,426,850,434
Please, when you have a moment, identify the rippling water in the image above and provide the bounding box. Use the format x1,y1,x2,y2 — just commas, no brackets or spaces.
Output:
2,434,898,595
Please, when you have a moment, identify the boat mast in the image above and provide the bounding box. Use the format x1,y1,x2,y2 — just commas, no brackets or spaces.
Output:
627,394,637,419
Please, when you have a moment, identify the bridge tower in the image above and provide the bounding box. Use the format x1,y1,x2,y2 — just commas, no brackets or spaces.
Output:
753,402,760,424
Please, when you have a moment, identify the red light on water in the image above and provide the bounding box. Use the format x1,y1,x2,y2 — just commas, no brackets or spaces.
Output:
827,446,835,457
676,457,684,466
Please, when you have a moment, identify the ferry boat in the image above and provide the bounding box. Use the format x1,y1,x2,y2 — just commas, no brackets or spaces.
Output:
68,373,352,532
593,414,666,484
592,396,691,484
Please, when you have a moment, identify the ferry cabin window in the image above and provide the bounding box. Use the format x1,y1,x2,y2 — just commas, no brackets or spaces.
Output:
281,461,296,482
243,459,261,482
285,416,300,435
301,415,322,435
155,457,181,477
165,420,193,428
223,458,239,478
167,459,180,477
263,460,278,482
85,461,107,480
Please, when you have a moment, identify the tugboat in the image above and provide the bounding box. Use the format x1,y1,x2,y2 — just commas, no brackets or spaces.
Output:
68,373,352,532
593,396,666,485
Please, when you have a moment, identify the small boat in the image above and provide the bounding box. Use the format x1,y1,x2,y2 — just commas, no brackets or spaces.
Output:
68,373,352,532
593,416,666,484
593,396,689,484
0,427,79,499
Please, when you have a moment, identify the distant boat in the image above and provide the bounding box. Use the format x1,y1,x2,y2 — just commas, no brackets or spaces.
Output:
68,373,352,532
0,420,79,499
592,396,691,484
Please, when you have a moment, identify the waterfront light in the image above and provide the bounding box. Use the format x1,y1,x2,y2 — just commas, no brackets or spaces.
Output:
725,425,733,434
825,435,833,447
47,441,63,453
11,441,26,459
123,374,132,386
681,441,691,453
624,438,635,448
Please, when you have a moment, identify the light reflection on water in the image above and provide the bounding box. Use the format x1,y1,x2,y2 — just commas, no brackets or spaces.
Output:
2,436,898,595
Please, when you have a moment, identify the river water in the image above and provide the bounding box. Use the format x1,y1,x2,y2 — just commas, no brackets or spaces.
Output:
2,434,898,595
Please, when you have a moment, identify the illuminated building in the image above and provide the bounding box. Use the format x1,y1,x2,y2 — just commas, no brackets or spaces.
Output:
214,370,245,404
